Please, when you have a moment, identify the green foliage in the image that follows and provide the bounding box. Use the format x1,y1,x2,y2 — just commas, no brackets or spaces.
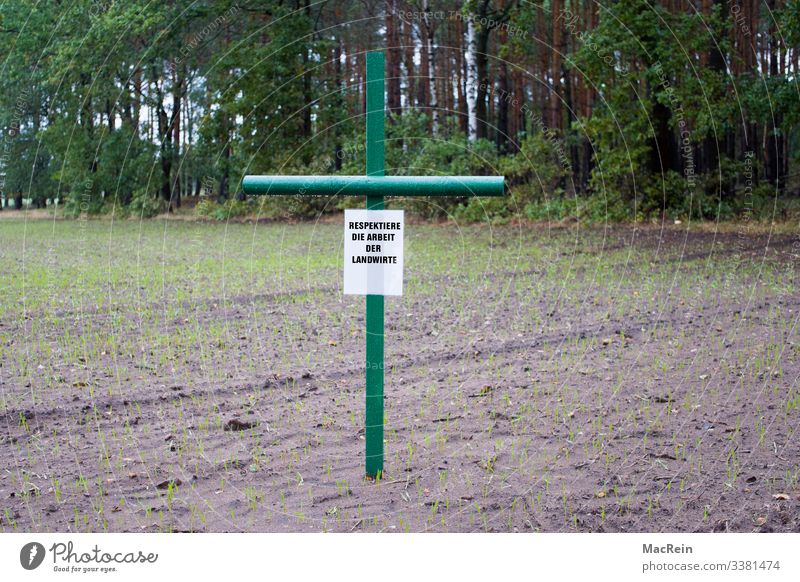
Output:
500,133,569,200
345,113,504,219
98,128,159,208
129,189,166,218
195,198,256,221
524,193,631,223
0,0,795,223
453,196,512,223
2,134,51,206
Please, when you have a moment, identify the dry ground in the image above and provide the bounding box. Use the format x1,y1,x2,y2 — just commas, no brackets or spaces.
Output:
1,218,799,532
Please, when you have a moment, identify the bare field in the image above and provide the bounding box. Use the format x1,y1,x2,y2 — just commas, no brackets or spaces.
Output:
1,218,798,532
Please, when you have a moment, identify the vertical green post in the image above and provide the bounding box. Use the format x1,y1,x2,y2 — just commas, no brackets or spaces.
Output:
365,51,385,479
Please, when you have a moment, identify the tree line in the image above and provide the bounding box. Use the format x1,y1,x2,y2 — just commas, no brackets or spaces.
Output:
0,0,797,220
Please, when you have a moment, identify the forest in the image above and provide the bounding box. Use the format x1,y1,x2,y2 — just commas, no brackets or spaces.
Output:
3,1,800,539
1,0,798,221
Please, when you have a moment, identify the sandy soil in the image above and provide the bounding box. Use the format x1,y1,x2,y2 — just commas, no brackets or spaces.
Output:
1,223,799,532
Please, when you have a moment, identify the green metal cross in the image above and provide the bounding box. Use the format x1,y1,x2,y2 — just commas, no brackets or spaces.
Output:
242,51,504,480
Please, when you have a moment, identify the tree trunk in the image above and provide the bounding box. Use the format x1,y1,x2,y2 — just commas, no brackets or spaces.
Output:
536,4,548,126
133,66,142,128
425,10,438,132
764,4,784,192
455,14,468,134
334,39,344,170
417,4,431,128
106,99,114,130
155,75,173,210
496,58,509,152
550,0,562,131
442,23,455,133
219,143,230,204
474,0,491,139
466,16,478,140
515,69,528,151
564,57,578,190
403,12,416,112
219,106,230,203
386,0,402,118
172,65,182,208
650,98,676,176
159,122,172,208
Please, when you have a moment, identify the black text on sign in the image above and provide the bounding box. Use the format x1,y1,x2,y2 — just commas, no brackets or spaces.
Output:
344,209,404,295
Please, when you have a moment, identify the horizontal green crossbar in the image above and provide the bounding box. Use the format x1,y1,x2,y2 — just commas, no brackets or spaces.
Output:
241,175,505,197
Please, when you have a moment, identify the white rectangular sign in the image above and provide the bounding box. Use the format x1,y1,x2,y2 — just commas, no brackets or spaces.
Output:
344,209,404,296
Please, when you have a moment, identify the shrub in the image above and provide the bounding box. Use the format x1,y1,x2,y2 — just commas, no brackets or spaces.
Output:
524,193,632,223
129,190,166,218
194,198,256,220
453,196,512,223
